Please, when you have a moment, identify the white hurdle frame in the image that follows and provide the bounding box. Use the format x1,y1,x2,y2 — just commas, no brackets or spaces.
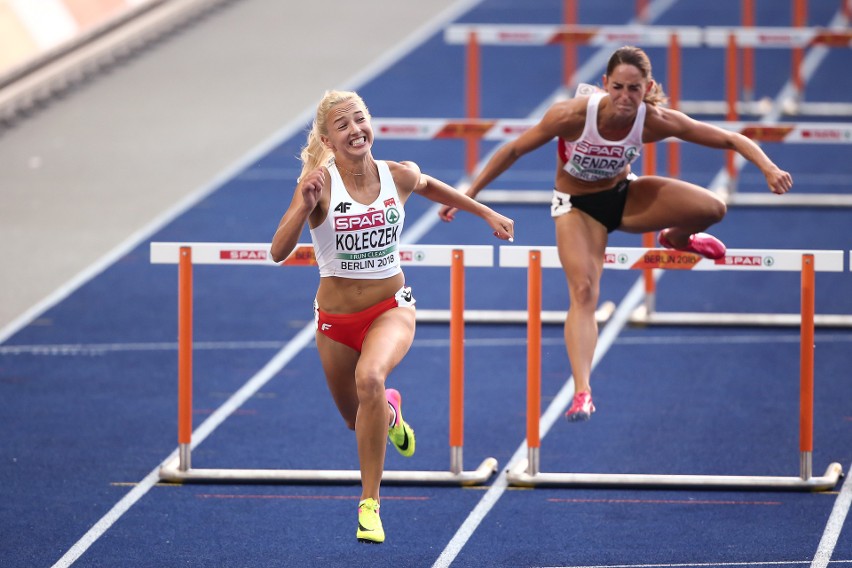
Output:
500,245,844,491
150,242,499,485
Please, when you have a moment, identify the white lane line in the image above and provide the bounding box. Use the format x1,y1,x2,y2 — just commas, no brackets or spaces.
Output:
811,462,852,568
804,9,852,568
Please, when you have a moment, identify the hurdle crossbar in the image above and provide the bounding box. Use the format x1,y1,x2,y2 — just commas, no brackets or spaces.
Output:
372,117,852,144
500,246,844,491
151,242,498,485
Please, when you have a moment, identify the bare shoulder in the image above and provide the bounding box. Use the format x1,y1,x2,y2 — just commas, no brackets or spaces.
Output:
546,97,587,125
521,97,586,143
387,160,422,193
642,104,695,141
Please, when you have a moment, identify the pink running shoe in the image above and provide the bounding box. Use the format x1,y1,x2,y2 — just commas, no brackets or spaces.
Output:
565,391,595,422
658,229,726,260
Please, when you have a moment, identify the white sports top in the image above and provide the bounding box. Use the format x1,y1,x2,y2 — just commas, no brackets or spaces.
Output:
558,92,646,182
310,160,404,279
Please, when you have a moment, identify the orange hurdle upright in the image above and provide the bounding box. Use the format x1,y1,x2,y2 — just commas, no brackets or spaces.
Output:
177,246,193,471
526,251,543,476
449,250,466,473
799,254,815,480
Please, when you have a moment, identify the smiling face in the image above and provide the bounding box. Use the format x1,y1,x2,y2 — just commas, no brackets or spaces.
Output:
322,98,373,159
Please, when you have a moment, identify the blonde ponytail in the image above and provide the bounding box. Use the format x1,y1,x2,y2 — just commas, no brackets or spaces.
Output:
299,127,331,181
298,90,370,180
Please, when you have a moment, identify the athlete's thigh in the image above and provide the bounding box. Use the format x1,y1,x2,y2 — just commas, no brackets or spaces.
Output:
554,210,607,286
316,332,360,423
358,307,417,378
621,175,722,233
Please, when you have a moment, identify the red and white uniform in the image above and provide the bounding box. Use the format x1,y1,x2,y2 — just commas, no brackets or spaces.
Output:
310,160,404,279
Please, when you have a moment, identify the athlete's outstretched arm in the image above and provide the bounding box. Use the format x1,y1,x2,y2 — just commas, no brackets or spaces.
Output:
418,173,514,241
392,160,514,241
645,107,793,195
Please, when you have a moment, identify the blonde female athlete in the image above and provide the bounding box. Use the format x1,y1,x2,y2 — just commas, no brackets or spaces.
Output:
439,46,791,422
270,90,514,543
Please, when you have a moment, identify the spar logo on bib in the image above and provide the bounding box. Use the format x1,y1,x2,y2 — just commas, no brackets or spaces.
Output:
335,210,386,231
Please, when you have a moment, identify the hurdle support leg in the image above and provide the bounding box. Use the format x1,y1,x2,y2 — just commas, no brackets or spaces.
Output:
799,254,814,480
177,246,192,472
156,243,498,486
526,250,542,476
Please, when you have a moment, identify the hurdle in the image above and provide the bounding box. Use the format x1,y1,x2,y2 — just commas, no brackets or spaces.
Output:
150,242,499,485
501,245,845,491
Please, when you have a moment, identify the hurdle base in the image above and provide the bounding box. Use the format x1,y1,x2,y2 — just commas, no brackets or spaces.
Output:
506,459,844,492
159,456,498,486
630,305,852,328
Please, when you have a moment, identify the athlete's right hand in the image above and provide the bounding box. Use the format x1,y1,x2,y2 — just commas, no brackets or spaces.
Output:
299,168,325,210
438,204,458,222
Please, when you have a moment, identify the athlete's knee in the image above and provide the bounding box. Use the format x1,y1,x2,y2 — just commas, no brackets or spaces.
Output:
567,275,600,309
354,368,387,403
703,193,727,224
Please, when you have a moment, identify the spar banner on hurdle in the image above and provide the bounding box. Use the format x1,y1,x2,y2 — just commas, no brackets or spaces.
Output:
371,118,852,144
500,246,845,272
150,242,495,267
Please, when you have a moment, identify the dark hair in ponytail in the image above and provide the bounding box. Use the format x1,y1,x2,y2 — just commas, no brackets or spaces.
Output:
606,45,668,106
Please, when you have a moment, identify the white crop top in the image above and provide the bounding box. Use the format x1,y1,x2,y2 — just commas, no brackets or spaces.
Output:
310,160,404,279
558,92,645,182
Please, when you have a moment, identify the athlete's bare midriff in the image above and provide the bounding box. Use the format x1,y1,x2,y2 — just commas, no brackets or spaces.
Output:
555,162,631,196
315,272,406,314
